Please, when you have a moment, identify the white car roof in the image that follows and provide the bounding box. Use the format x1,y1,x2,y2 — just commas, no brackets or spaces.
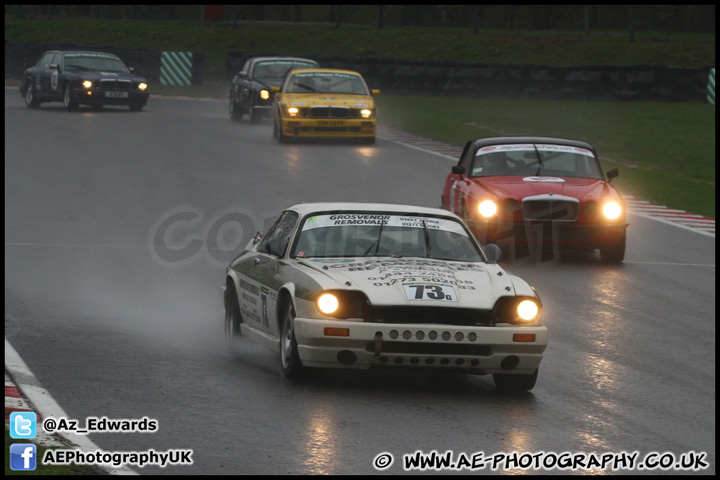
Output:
286,202,462,219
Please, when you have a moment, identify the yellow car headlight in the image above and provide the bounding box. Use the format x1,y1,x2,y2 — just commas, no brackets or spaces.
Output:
603,201,622,220
82,80,93,89
360,108,372,118
287,106,299,117
259,89,270,100
478,200,498,218
317,293,339,315
517,300,540,323
138,82,148,91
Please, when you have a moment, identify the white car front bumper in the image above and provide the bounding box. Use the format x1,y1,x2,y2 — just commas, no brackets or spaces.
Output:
294,317,547,375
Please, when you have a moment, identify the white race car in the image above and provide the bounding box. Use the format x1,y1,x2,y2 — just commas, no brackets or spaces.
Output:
224,203,547,392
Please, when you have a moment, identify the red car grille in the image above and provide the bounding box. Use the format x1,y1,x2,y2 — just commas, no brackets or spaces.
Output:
522,199,579,222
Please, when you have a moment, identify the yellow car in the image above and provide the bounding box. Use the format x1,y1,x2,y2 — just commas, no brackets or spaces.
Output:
272,68,379,144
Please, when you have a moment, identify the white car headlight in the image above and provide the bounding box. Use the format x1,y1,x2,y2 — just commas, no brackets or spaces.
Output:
138,82,148,91
478,200,498,218
493,296,542,325
259,89,270,100
287,106,299,117
603,201,622,220
360,108,372,118
82,80,93,89
517,299,540,322
317,293,339,315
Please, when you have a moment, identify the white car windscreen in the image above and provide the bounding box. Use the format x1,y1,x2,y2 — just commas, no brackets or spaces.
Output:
293,214,481,261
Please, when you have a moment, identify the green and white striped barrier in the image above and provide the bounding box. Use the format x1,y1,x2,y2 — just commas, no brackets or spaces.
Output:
708,68,715,104
160,52,193,86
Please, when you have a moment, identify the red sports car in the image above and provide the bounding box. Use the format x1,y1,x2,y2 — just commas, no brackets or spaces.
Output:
441,137,628,263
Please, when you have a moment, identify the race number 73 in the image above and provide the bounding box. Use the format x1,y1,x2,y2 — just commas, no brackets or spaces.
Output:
403,284,457,302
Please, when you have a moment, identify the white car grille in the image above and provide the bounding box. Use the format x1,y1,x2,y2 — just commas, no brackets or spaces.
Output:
367,306,495,326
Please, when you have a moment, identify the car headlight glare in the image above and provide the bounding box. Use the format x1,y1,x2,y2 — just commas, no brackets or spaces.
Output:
517,300,540,322
360,108,372,118
138,82,148,91
260,89,270,100
478,200,498,218
603,201,622,220
82,80,93,89
493,296,542,325
317,293,339,315
287,107,299,117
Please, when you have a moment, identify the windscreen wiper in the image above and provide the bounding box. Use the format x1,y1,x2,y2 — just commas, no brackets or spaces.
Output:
363,220,386,256
422,219,432,258
254,78,273,89
533,144,545,175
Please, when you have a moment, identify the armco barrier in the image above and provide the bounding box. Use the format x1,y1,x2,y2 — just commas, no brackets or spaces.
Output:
4,44,712,102
316,57,712,102
227,52,712,102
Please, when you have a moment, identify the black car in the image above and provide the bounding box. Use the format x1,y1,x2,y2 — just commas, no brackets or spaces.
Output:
19,50,150,111
229,56,318,123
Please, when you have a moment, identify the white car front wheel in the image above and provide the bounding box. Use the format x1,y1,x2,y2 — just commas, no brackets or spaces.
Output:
224,283,244,349
280,302,303,379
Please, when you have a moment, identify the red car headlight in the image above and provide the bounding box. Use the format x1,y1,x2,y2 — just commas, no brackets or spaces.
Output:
478,200,498,218
603,201,623,220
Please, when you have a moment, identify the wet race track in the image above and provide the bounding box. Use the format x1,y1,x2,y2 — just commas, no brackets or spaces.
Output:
4,89,715,474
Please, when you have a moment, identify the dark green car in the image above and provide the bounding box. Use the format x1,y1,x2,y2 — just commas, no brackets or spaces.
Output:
19,50,149,111
228,56,318,123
